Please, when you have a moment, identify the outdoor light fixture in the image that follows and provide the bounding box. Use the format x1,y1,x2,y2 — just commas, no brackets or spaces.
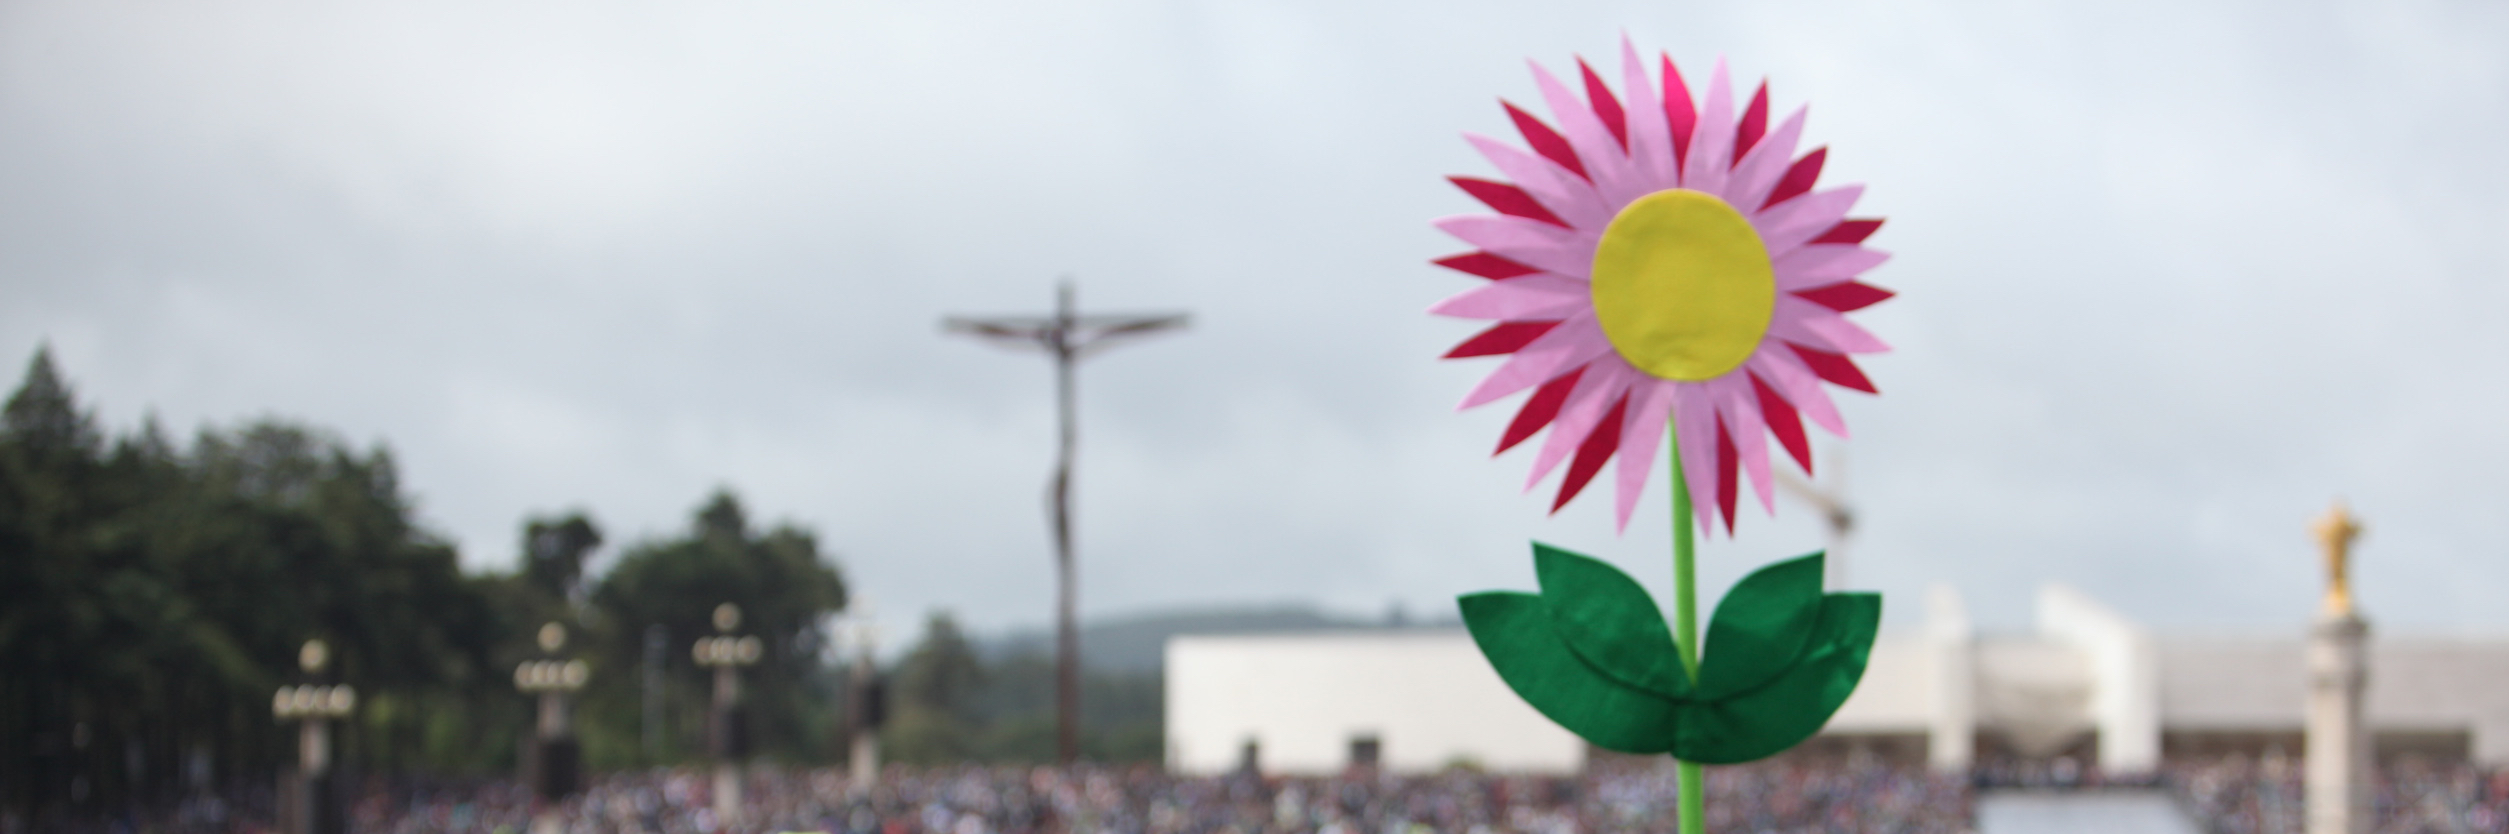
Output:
516,622,589,806
270,685,356,720
272,639,351,834
690,635,763,667
513,659,591,693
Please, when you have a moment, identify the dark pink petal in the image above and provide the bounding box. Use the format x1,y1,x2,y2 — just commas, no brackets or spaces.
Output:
1497,368,1583,455
1445,321,1563,358
1733,80,1770,166
1811,218,1885,245
1503,100,1588,181
1787,343,1880,394
1791,281,1895,313
1447,177,1568,227
1763,147,1827,209
1432,252,1541,280
1554,393,1629,512
1578,58,1628,150
1660,55,1696,169
1714,414,1740,533
1751,372,1813,473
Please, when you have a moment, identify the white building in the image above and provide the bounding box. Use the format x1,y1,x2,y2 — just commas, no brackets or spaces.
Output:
1165,630,1583,775
1163,585,2509,776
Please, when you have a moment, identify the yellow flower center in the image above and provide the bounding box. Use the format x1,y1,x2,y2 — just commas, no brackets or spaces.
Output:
1590,189,1776,382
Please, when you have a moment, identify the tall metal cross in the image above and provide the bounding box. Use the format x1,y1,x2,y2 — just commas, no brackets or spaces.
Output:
945,281,1187,762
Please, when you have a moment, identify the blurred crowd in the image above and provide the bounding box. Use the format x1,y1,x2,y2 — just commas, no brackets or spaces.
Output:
2165,753,2509,834
338,758,1966,834
24,754,2509,834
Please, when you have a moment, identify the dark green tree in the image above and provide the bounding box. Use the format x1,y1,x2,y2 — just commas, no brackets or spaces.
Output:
0,348,515,824
882,612,987,763
522,513,602,604
586,490,847,766
0,346,123,820
1,346,99,462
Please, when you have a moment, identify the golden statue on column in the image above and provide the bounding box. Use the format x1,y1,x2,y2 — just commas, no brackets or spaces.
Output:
2306,499,2368,834
2312,501,2361,618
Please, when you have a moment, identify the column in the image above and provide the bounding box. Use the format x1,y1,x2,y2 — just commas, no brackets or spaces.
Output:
2305,502,2369,834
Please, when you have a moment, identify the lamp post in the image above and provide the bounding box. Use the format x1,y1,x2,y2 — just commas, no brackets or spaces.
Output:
271,639,353,834
693,603,760,827
515,622,589,816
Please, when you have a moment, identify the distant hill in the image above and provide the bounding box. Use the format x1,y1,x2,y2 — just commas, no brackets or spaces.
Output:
983,605,1460,674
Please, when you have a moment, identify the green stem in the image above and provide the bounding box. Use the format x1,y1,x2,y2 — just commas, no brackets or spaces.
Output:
1671,439,1700,681
1669,429,1705,834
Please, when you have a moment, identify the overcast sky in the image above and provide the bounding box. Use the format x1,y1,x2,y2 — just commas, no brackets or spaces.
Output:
4,0,2505,648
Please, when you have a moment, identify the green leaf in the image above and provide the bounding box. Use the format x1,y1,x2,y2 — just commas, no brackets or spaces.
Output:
1462,548,1882,767
1673,591,1882,764
1695,551,1826,699
1457,591,1682,754
1530,542,1690,698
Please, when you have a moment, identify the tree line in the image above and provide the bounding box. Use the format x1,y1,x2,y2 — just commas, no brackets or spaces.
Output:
0,346,1168,829
881,612,1161,766
0,347,851,827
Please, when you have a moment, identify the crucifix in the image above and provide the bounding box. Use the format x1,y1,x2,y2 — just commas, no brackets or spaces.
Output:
945,281,1187,762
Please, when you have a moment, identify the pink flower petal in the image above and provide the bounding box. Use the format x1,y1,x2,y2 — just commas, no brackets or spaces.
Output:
1801,311,1892,354
1727,106,1806,212
1714,375,1776,515
1661,56,1698,170
1578,58,1629,150
1612,376,1676,531
1503,101,1587,181
1432,215,1596,278
1617,40,1676,192
1670,381,1723,536
1526,361,1633,489
1771,295,1891,355
1748,349,1847,437
1464,133,1615,231
1427,273,1588,321
1533,62,1644,208
1679,59,1734,195
1774,244,1891,290
1763,147,1827,209
1793,280,1896,312
1753,185,1863,257
1457,313,1615,408
1751,371,1814,472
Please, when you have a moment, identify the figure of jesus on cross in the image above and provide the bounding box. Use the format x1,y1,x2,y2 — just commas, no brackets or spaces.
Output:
946,282,1187,763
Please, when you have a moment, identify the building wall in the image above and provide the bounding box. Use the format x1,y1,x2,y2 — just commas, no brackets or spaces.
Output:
1167,627,1948,775
1162,601,2509,774
1825,636,1933,734
2160,636,2509,765
2039,585,2161,773
2159,638,2304,729
1164,631,1584,775
2372,640,2509,764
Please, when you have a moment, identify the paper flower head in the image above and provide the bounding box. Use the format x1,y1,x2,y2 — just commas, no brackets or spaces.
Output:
1431,43,1892,534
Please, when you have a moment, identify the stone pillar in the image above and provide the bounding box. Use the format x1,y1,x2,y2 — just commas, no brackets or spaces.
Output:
2306,501,2369,834
2306,615,2369,834
1924,584,1975,774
